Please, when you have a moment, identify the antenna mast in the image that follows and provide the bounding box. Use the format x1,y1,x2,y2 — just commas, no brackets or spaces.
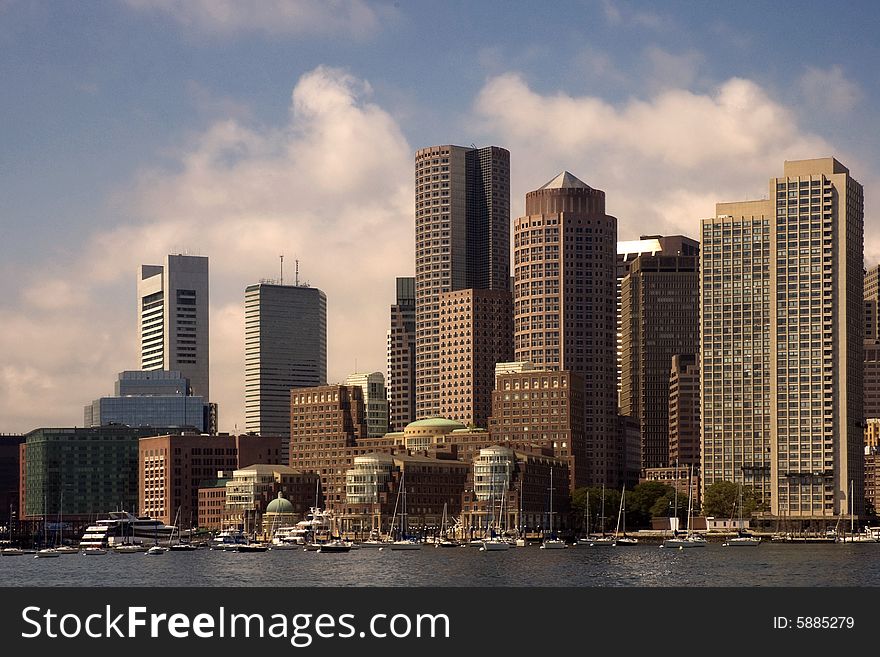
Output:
280,255,284,285
296,259,300,286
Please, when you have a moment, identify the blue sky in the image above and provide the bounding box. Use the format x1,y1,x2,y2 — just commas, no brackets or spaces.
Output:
2,0,878,432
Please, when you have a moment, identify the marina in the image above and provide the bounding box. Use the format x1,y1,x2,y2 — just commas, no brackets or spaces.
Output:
3,539,880,587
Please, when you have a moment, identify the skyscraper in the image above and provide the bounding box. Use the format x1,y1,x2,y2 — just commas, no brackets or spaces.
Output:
414,145,510,420
137,254,210,400
513,171,617,487
701,158,864,521
387,277,416,432
865,265,880,418
619,242,700,470
244,282,327,448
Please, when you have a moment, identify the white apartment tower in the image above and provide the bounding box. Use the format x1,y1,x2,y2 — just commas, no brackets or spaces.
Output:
701,158,864,521
137,254,209,400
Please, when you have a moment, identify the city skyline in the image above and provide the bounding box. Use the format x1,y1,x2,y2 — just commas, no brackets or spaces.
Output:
2,2,880,434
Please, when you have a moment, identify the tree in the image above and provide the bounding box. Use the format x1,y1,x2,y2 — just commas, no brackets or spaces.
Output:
702,481,759,518
570,487,620,535
624,481,676,529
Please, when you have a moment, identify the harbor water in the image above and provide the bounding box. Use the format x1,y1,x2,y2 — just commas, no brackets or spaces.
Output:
2,541,879,587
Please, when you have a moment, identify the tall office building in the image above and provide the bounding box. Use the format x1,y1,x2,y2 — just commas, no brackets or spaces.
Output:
866,265,879,340
619,244,700,470
513,171,617,487
137,254,210,400
668,354,700,468
864,266,880,418
414,145,510,420
244,282,327,448
617,236,699,403
387,277,416,431
701,158,864,521
438,288,513,428
345,372,389,438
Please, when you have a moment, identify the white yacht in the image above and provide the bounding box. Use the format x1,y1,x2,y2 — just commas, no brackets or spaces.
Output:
79,511,175,549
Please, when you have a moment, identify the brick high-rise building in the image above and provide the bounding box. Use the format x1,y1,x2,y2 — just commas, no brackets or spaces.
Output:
513,171,617,487
488,369,585,491
415,145,510,420
438,288,513,428
619,249,699,470
701,158,864,522
387,277,416,432
668,354,700,468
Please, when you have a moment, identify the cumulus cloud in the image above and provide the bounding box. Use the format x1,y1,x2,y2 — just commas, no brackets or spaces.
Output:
474,71,842,239
122,0,391,38
0,66,412,432
798,65,863,115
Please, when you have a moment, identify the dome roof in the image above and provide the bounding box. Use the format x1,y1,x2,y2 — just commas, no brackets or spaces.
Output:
405,417,466,430
266,492,294,514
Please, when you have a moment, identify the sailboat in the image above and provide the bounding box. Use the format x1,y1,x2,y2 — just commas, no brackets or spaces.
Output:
168,507,197,551
35,494,61,558
662,464,705,548
723,483,761,547
389,472,421,550
575,488,593,546
588,484,615,547
435,503,458,547
540,468,566,549
482,464,511,551
612,485,638,546
53,492,79,554
514,481,529,547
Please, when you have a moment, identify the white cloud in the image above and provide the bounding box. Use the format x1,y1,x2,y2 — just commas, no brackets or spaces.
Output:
798,65,863,115
0,66,413,433
122,0,390,38
473,71,842,237
643,46,703,92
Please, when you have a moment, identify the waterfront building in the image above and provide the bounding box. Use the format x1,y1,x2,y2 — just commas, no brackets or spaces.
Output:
460,446,570,537
0,435,25,530
289,384,398,511
345,372,389,438
223,464,320,536
488,369,585,491
20,426,188,524
619,243,699,470
387,277,416,432
197,472,231,532
139,433,282,527
438,288,513,428
701,158,864,522
83,370,212,433
137,254,209,400
415,145,510,421
244,281,327,450
513,172,617,487
340,452,469,538
668,355,701,468
642,464,701,509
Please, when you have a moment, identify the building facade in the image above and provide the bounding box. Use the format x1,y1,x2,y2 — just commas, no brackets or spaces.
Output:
345,372,389,438
83,370,210,433
415,145,510,420
619,248,700,470
0,435,25,529
438,288,513,428
487,370,586,491
513,171,617,487
139,433,282,527
387,277,416,432
137,254,209,400
668,354,701,468
701,158,864,522
244,282,327,450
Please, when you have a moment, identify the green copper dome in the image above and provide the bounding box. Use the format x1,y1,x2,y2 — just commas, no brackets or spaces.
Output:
266,492,294,514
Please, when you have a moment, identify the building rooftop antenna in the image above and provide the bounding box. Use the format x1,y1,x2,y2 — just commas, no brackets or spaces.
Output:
296,258,300,287
280,254,284,286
